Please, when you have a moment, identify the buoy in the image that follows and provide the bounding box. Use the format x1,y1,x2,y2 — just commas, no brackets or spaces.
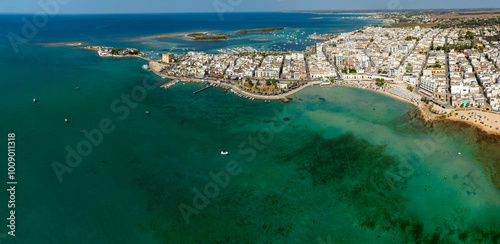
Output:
377,97,380,99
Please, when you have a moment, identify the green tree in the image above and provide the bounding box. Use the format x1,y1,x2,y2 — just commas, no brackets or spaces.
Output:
375,78,385,86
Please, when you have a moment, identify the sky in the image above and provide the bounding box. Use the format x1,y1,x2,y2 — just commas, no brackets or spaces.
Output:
1,0,500,14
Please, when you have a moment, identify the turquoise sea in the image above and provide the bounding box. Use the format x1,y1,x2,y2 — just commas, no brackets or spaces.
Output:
1,13,499,243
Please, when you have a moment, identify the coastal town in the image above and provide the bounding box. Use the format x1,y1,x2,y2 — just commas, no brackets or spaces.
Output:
85,11,500,132
140,24,500,111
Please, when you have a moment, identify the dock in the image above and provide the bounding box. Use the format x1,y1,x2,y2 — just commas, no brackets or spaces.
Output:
161,80,179,89
193,85,213,94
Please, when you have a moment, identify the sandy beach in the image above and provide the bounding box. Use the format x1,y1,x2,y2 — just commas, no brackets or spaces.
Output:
332,80,422,107
448,109,500,135
38,42,85,46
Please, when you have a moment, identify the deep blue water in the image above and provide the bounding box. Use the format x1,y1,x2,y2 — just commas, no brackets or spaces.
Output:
1,12,380,54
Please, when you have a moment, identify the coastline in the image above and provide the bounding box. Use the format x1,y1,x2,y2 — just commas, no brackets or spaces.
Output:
447,109,500,135
332,81,500,136
149,59,436,119
112,55,500,137
98,21,500,137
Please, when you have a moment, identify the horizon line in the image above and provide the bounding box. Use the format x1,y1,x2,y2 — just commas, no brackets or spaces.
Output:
1,7,500,15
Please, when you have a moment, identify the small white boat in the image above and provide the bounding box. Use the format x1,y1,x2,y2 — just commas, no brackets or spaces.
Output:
458,152,461,155
33,98,37,103
145,111,150,114
220,151,229,155
64,118,69,123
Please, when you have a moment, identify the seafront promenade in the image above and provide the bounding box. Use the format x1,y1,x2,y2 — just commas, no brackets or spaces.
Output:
157,75,321,100
150,60,321,100
150,60,420,104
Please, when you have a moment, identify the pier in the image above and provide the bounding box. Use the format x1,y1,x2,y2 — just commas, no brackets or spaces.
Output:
161,80,178,89
193,85,213,94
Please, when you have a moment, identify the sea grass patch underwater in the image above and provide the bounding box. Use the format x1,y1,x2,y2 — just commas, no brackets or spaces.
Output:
282,132,500,243
429,119,500,191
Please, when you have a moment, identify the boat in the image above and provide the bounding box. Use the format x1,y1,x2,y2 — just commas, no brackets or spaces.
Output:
33,98,37,103
220,151,229,155
145,111,150,114
64,118,69,123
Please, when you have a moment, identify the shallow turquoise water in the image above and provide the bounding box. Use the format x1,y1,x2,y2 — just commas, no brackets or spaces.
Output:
4,78,500,243
0,13,499,243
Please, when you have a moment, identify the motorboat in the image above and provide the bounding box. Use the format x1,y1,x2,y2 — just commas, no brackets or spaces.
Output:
220,151,229,155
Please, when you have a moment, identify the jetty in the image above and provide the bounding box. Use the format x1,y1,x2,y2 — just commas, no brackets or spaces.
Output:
193,85,213,94
161,80,179,89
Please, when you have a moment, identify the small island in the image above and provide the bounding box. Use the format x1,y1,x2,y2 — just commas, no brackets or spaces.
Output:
228,27,286,35
132,27,286,42
186,27,286,41
186,32,228,41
